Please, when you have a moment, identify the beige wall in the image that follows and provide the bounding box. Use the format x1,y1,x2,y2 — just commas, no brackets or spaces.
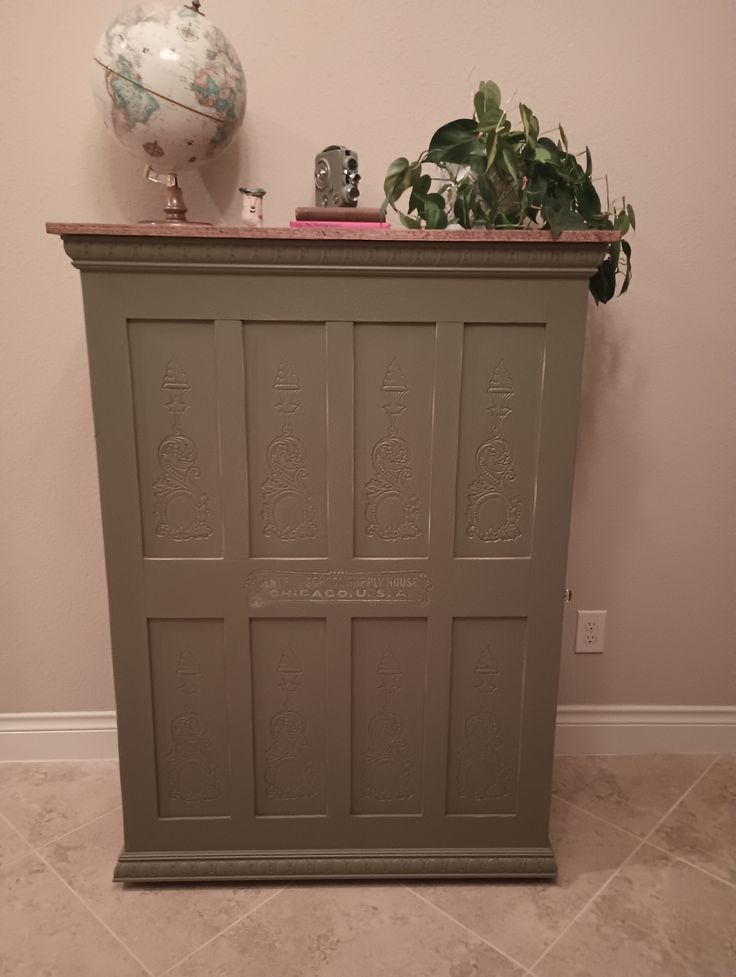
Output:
1,1,734,712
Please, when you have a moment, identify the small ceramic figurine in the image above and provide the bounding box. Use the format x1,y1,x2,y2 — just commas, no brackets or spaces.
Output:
239,187,266,227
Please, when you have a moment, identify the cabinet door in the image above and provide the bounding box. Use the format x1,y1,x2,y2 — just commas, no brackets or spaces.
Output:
83,270,586,860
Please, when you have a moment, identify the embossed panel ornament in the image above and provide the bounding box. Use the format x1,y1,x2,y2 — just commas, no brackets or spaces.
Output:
351,619,426,816
148,619,229,819
454,647,511,802
354,324,434,558
465,360,521,543
263,649,318,802
153,359,213,542
364,359,420,541
261,363,318,541
250,619,327,816
166,649,223,805
360,651,414,802
128,320,221,558
446,618,525,815
244,322,327,558
454,324,544,558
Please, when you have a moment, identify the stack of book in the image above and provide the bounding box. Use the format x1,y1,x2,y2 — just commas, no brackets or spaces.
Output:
290,207,390,230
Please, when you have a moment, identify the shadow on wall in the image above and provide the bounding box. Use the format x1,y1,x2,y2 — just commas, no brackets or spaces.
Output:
84,117,246,225
574,297,644,506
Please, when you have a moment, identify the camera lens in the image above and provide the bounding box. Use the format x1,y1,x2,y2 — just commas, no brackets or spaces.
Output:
346,157,358,171
315,159,329,189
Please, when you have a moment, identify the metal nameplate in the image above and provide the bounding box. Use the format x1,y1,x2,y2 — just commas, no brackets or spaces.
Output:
247,570,431,608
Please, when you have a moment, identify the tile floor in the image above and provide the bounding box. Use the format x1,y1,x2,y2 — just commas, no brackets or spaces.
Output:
0,754,734,976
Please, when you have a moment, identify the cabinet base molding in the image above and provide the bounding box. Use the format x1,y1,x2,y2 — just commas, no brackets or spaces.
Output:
114,846,557,882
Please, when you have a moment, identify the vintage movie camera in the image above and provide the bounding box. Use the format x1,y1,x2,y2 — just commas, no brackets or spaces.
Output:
314,145,360,207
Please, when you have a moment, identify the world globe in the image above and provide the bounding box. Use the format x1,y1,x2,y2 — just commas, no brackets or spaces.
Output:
93,1,245,218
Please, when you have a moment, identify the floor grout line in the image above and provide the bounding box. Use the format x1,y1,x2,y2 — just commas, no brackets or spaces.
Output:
0,798,124,853
554,791,736,892
0,810,35,871
37,804,123,851
30,844,156,977
528,754,724,974
642,838,736,891
551,794,647,842
404,883,529,974
638,754,722,845
158,886,286,976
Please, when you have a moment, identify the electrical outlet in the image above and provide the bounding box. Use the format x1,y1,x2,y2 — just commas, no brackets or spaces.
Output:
575,610,607,654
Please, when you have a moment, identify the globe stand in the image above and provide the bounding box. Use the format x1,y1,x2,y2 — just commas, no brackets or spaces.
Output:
139,167,210,226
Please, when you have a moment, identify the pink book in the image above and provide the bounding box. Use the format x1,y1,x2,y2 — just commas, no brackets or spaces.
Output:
289,220,391,229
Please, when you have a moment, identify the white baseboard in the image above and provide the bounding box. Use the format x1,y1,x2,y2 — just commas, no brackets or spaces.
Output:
0,712,118,761
0,707,734,762
555,705,736,755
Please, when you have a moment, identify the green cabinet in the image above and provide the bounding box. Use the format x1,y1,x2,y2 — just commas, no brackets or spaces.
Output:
51,225,610,882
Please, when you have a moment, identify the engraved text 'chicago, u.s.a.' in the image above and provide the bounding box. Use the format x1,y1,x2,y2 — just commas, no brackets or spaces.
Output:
247,570,431,608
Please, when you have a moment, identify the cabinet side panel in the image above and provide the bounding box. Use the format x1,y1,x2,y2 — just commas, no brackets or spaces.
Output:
244,322,328,557
250,618,327,816
351,618,426,815
446,617,525,815
354,323,435,557
454,324,544,557
149,618,230,819
129,320,222,557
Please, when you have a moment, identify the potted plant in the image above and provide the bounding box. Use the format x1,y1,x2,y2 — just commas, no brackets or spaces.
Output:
381,80,635,303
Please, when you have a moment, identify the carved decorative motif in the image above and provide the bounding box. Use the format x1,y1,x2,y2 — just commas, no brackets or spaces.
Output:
264,649,318,801
261,363,318,541
360,650,415,802
153,360,213,542
465,360,522,543
166,650,222,804
365,359,420,541
456,645,511,801
247,569,431,608
64,234,608,279
115,850,558,882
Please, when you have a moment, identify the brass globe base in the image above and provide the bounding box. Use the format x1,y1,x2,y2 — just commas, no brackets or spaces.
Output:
140,168,211,226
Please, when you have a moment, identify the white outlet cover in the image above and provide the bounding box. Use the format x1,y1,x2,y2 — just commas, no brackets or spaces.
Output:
575,610,607,654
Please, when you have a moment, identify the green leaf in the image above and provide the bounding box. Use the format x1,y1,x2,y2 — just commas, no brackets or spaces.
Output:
620,239,633,293
499,143,520,182
476,174,498,215
543,198,589,236
453,186,472,228
559,123,568,150
576,179,602,220
584,146,592,178
614,210,631,235
428,119,482,163
485,130,499,171
626,203,637,230
519,103,539,147
475,102,504,130
474,80,501,116
589,256,616,304
424,195,449,229
408,174,432,212
383,157,413,203
476,107,505,132
399,213,422,229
